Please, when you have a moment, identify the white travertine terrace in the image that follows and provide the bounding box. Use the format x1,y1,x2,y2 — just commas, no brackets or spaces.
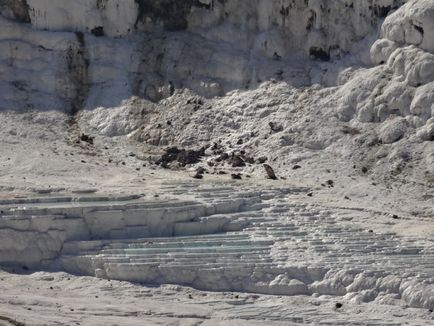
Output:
0,182,433,310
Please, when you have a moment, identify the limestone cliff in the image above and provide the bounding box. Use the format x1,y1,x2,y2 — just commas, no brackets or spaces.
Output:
1,0,422,112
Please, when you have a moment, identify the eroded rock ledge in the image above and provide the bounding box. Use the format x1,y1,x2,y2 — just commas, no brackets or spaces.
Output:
0,184,433,310
0,0,419,112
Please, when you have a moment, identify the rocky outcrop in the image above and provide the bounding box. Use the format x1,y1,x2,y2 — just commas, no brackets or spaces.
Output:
337,0,434,130
382,0,434,53
23,0,406,59
0,0,413,111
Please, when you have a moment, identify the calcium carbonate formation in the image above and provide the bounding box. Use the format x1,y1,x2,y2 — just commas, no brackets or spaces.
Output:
0,0,433,317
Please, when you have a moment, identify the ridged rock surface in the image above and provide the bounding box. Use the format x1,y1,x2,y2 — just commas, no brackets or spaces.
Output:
1,0,423,111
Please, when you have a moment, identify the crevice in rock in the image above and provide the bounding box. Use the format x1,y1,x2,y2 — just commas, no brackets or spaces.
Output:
372,0,405,19
96,0,108,10
414,24,424,36
66,31,90,115
309,47,330,61
373,5,391,18
306,10,316,31
91,26,105,37
134,0,213,31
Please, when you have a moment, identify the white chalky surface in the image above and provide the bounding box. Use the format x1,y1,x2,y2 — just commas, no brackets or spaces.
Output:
0,0,434,324
0,181,433,325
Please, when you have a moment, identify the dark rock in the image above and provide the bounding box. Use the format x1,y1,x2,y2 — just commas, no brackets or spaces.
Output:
292,165,301,170
196,167,206,175
244,156,255,164
361,166,368,174
335,302,343,309
156,146,206,168
257,156,268,164
192,173,203,179
326,180,334,187
210,142,223,154
218,171,227,175
272,52,282,61
236,138,243,145
269,122,283,133
392,214,399,219
91,26,105,37
186,96,204,108
231,173,242,180
215,152,229,162
80,133,94,145
263,164,277,180
307,192,313,197
309,46,330,61
231,155,246,167
341,125,361,135
135,0,207,31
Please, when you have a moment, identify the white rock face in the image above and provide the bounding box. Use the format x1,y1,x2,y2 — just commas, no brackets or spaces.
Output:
379,117,408,143
370,38,398,65
23,0,404,58
411,81,434,120
0,16,77,111
382,0,434,53
27,0,138,37
343,44,433,122
0,0,413,112
336,0,434,138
